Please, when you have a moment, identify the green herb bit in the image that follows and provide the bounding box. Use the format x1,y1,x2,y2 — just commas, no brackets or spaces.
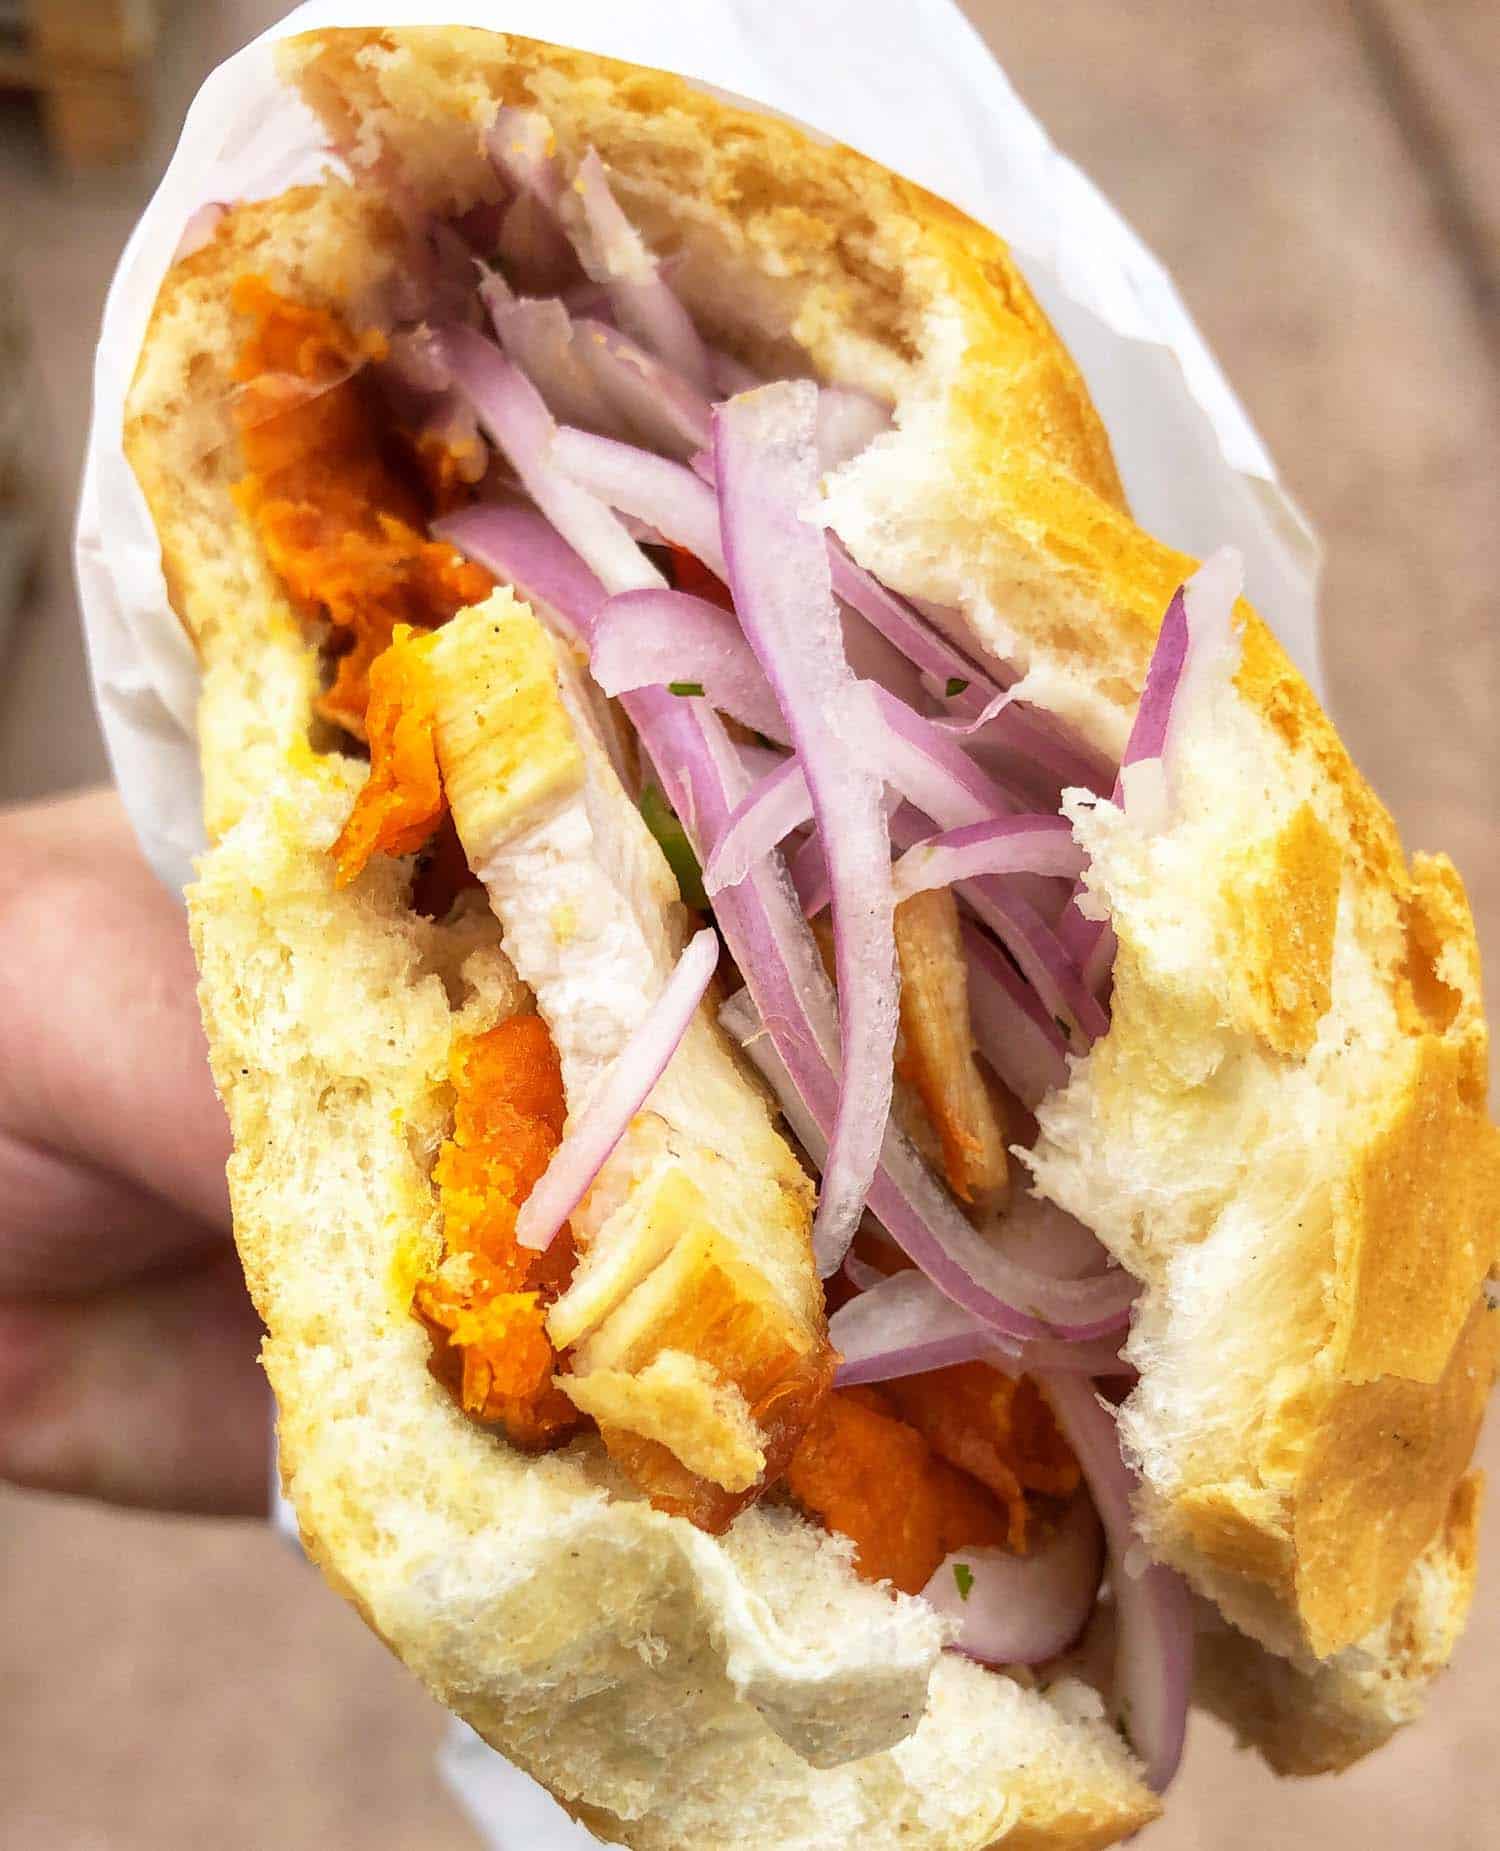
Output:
952,1561,975,1601
638,784,709,911
668,680,706,698
944,676,970,698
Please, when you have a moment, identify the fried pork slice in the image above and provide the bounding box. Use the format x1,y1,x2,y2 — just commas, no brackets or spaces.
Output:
424,590,834,1527
894,888,1010,1208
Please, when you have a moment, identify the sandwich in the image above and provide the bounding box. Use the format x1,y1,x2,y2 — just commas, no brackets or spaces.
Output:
120,25,1500,1848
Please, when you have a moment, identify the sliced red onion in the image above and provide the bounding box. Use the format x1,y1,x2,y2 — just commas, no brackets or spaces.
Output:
696,687,1098,1045
892,816,1086,900
995,1191,1114,1283
516,927,719,1249
832,1266,1000,1382
1078,922,1119,996
815,387,891,472
704,757,813,894
552,425,726,576
561,278,615,318
615,511,662,546
432,503,605,648
1055,901,1115,1002
476,261,514,322
828,1265,1128,1386
589,589,789,743
960,923,1071,1112
1042,1374,1194,1792
629,438,1009,722
1105,551,1239,833
573,149,713,397
868,686,1029,824
573,318,714,458
885,803,1106,1053
736,740,790,786
483,295,627,438
938,688,1116,801
437,326,660,598
843,1064,1135,1340
552,429,1035,795
715,384,897,1268
816,793,1068,928
791,789,912,921
1126,591,1189,771
839,610,928,709
570,531,948,789
1055,549,1243,995
829,540,1002,717
717,981,1134,1339
789,830,832,919
923,1493,1105,1667
956,882,1107,1053
488,107,565,211
584,425,1106,824
828,575,1109,802
1165,548,1243,773
718,983,832,1181
487,107,578,295
441,449,1097,1073
841,1250,889,1293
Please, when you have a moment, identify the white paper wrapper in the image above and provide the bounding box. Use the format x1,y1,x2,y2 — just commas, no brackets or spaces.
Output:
77,4,1326,1843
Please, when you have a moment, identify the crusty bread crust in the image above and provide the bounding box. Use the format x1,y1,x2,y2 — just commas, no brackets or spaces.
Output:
1193,1471,1486,1774
120,21,1497,1832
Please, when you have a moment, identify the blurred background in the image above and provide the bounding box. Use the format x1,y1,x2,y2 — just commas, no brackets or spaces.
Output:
1,2,1496,1846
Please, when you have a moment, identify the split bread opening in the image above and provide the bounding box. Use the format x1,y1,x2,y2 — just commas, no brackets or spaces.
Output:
122,25,1500,1850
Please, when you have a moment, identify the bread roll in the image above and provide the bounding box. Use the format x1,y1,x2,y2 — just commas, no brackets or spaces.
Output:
119,24,1498,1843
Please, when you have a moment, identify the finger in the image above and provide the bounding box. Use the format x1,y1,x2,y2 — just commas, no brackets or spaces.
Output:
0,790,231,1229
0,1247,270,1515
0,1126,229,1295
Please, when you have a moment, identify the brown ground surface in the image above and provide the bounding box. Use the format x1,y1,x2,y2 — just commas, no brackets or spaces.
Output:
1,3,1496,1846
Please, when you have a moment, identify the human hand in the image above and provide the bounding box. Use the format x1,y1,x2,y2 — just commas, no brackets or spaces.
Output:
0,788,267,1515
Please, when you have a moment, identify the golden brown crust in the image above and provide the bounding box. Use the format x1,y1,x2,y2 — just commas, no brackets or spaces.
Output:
1228,803,1340,1058
1293,1299,1497,1655
1161,1045,1500,1661
1142,621,1497,1657
1194,1472,1486,1775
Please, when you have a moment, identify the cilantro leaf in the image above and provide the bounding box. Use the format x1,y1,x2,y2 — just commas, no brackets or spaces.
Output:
639,784,708,911
668,680,706,698
944,676,970,698
952,1561,975,1601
